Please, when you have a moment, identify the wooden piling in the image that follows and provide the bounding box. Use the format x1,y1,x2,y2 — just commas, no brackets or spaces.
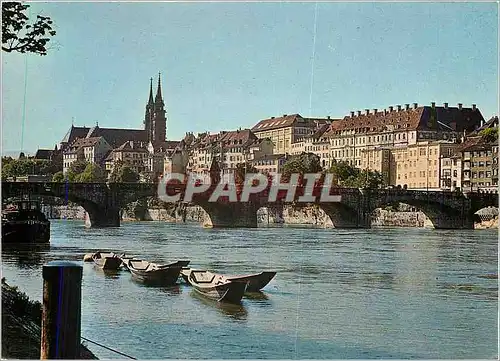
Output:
41,261,83,359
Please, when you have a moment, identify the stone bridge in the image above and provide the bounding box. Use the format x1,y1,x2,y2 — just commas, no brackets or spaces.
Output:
1,181,498,229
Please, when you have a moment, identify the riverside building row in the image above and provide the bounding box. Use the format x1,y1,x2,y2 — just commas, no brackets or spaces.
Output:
32,79,497,192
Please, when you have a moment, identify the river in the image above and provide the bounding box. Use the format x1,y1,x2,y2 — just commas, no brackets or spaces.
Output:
1,220,498,359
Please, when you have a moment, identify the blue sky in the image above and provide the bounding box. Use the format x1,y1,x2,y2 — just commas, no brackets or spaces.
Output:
2,2,498,155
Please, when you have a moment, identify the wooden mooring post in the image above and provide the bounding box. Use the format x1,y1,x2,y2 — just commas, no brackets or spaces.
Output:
41,261,83,359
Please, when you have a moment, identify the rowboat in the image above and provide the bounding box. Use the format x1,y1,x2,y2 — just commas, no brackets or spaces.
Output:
92,252,123,270
226,271,276,292
121,258,190,286
183,269,247,304
181,268,276,292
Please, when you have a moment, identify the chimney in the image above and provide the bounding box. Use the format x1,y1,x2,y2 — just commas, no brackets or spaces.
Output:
397,105,402,112
389,106,394,112
444,102,448,109
405,104,410,110
357,110,362,116
327,116,331,120
458,103,463,110
472,104,477,111
384,109,388,115
350,111,355,117
431,102,436,108
365,109,370,115
283,114,288,117
413,103,418,109
373,108,377,114
271,116,275,119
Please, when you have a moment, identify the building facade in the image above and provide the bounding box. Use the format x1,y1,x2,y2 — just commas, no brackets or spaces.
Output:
252,114,333,155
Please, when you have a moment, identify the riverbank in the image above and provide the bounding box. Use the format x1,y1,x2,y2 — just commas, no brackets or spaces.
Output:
1,278,97,359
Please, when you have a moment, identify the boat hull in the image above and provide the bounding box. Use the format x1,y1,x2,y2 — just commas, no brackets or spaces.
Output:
227,271,277,292
130,266,183,286
186,270,247,303
124,259,190,286
2,221,50,244
92,253,122,270
182,269,276,292
191,281,247,303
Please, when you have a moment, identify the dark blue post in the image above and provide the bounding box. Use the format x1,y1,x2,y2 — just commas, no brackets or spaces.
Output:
41,261,83,359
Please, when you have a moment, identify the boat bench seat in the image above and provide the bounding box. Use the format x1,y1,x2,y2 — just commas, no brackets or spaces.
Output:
129,260,150,271
191,272,215,284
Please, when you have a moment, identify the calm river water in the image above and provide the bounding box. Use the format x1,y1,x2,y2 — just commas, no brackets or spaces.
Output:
1,220,498,359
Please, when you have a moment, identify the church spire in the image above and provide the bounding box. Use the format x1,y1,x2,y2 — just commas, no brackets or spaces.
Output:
148,77,154,104
155,72,163,104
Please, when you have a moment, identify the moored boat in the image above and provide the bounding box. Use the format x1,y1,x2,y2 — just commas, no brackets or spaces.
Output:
183,269,247,304
92,252,123,270
226,271,277,292
2,200,50,244
122,258,190,286
181,268,276,292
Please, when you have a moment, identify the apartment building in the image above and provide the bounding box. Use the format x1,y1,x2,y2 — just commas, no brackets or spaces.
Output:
325,102,484,169
62,136,111,174
252,114,333,155
104,140,149,175
359,147,392,184
291,124,331,169
390,140,460,189
181,129,274,176
251,154,288,174
461,136,499,192
439,153,463,191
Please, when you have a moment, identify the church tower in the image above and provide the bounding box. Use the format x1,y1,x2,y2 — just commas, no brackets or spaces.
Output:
152,73,167,144
144,78,154,141
144,73,167,145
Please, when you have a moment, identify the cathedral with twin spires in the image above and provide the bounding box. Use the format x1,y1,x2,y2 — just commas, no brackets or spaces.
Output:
144,73,167,146
57,73,180,178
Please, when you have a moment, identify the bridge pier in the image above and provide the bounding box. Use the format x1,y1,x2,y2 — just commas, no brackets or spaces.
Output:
424,211,475,229
199,202,258,228
319,203,371,228
84,204,120,228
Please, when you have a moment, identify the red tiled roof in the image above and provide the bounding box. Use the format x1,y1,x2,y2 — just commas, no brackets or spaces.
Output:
252,114,301,132
252,114,335,133
219,129,257,148
324,105,484,136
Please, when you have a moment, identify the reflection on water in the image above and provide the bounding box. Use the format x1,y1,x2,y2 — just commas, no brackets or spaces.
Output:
190,289,248,320
92,266,122,279
244,291,269,301
1,221,497,359
1,243,50,269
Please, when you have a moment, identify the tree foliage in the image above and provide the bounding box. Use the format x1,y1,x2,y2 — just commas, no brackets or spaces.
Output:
1,157,51,179
282,153,323,176
327,160,385,189
234,162,258,185
52,171,64,182
109,161,139,183
2,2,56,55
75,163,106,183
68,159,88,175
479,127,499,143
